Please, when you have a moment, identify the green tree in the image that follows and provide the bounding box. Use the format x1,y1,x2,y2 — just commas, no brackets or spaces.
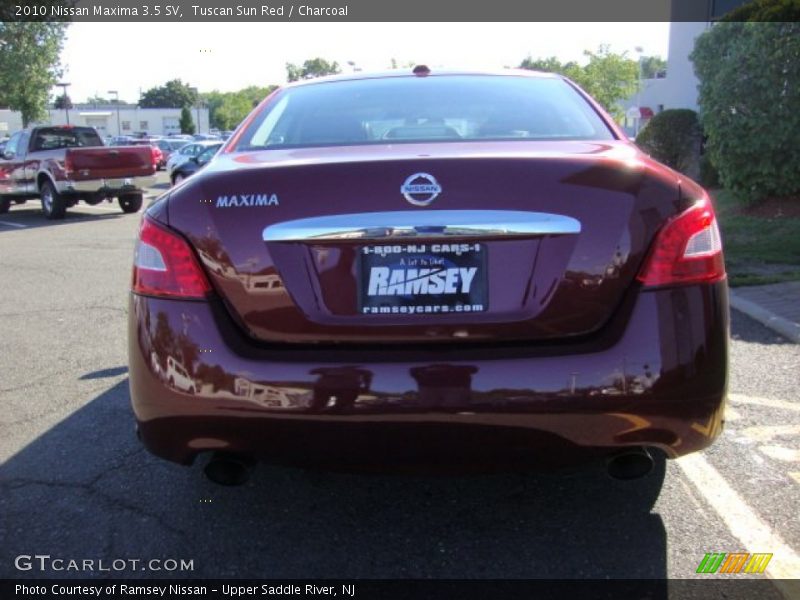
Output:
0,22,68,126
574,46,638,120
53,94,72,110
722,0,800,21
519,46,638,120
640,56,667,79
140,79,197,108
691,21,800,202
85,95,129,106
285,58,340,82
204,85,277,130
519,56,581,78
179,106,195,135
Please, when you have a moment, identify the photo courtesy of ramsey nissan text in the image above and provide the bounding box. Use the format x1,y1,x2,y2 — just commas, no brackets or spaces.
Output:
1,1,799,599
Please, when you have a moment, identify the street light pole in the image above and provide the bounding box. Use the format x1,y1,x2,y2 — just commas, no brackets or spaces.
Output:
56,82,71,125
108,90,121,136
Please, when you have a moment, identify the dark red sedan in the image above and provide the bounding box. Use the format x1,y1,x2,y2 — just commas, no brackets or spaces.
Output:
128,69,728,486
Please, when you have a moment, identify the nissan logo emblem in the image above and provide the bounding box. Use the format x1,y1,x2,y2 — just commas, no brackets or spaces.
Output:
401,173,441,206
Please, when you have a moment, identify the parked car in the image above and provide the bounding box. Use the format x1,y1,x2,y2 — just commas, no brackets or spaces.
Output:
170,142,222,185
155,138,188,169
192,133,221,141
0,125,155,218
165,140,221,178
129,69,728,487
126,138,165,170
109,135,135,146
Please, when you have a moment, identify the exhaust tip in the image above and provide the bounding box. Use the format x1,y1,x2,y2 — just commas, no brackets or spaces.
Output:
607,448,655,480
203,452,253,486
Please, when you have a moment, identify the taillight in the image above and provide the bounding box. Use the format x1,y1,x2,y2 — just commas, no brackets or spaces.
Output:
150,146,159,167
64,153,73,177
132,216,211,298
637,194,725,287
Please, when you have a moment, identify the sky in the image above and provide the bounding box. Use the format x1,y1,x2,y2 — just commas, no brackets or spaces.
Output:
60,22,670,103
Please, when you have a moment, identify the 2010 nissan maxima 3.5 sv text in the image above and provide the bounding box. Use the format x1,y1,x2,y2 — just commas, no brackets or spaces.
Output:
128,68,728,486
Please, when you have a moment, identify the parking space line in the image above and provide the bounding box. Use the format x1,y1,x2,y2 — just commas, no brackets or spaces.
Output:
730,393,800,413
741,425,800,442
0,220,27,228
677,453,800,594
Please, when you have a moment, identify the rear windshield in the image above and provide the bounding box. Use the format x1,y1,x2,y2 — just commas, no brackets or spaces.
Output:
236,75,615,151
32,127,103,151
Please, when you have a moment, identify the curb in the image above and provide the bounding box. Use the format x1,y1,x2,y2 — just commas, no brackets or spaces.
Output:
729,291,800,343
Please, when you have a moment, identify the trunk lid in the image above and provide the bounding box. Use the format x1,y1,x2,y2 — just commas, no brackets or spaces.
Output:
168,141,679,344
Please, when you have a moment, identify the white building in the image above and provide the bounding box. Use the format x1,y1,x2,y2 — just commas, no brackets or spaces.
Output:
0,105,210,138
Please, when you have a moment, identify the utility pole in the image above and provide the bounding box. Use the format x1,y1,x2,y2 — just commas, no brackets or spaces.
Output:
108,90,121,136
56,82,71,124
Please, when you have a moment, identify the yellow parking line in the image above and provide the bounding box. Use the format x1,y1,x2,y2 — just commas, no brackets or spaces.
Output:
677,453,800,595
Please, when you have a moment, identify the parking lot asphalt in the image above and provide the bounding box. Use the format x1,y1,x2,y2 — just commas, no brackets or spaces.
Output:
0,176,798,590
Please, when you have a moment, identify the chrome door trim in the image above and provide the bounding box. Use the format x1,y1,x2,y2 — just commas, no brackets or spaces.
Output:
263,210,581,242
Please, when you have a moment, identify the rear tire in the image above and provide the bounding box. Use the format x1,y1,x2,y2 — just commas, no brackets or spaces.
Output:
0,198,10,214
172,173,185,186
40,180,67,220
119,193,143,214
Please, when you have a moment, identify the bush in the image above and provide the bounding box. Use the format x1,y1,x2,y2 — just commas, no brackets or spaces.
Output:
635,109,702,179
699,154,720,189
691,21,800,202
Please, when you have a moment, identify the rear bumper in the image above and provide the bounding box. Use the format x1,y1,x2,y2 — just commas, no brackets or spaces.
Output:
57,174,156,195
128,282,729,467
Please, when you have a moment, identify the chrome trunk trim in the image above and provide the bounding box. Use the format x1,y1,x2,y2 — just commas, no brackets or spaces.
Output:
263,210,581,242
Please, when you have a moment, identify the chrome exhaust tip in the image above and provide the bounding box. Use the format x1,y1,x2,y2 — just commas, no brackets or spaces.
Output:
607,447,655,480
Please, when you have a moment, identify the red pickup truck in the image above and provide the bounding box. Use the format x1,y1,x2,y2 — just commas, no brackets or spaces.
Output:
0,126,156,219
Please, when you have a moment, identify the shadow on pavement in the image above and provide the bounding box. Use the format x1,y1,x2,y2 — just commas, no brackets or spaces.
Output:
0,377,667,586
80,366,129,380
0,205,130,231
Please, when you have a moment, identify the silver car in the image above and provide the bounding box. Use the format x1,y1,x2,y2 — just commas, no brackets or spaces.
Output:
165,140,223,178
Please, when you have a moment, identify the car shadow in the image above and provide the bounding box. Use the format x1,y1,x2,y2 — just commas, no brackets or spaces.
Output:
0,205,132,231
0,378,667,586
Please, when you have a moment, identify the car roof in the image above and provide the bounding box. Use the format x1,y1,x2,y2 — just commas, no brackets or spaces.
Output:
284,67,559,89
